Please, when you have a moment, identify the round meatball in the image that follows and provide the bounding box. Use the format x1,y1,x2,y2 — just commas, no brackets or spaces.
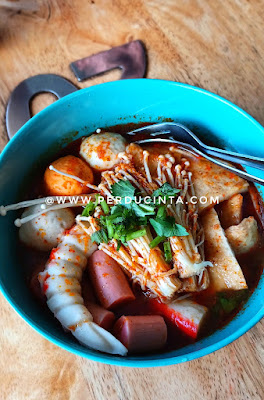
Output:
19,205,75,251
44,155,94,196
80,132,126,171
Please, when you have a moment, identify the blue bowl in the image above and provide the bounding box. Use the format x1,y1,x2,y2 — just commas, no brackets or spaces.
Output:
0,79,264,367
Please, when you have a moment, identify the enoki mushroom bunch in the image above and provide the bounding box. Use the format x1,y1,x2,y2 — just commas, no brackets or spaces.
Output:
78,148,212,300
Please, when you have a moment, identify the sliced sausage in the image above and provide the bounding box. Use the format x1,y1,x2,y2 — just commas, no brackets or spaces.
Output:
113,315,167,353
88,250,135,310
86,302,115,331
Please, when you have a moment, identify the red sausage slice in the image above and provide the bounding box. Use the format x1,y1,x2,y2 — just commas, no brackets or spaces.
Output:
113,315,167,353
88,250,135,310
86,302,115,331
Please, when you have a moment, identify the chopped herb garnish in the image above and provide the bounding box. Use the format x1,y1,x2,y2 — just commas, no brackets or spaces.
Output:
149,235,166,249
219,291,249,314
100,199,110,215
157,205,167,219
106,219,114,239
152,182,180,199
131,202,155,217
126,228,147,241
111,180,155,217
212,290,249,317
111,179,136,199
150,216,189,238
94,193,101,206
219,297,236,314
91,229,108,245
88,179,187,255
110,204,124,215
163,240,172,262
82,201,96,217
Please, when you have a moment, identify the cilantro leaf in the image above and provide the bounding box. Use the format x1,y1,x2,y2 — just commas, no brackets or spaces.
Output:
91,229,108,244
131,202,146,217
152,182,180,198
150,216,188,237
170,223,189,237
110,204,124,215
110,216,124,224
138,216,148,226
111,180,136,198
157,205,167,219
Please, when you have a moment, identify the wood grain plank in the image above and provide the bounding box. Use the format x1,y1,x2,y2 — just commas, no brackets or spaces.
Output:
0,1,264,399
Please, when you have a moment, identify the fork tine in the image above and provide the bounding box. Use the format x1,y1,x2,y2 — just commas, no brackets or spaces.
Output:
126,123,170,135
133,138,264,186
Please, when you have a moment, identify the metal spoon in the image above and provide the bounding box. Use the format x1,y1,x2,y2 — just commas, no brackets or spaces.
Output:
127,122,264,186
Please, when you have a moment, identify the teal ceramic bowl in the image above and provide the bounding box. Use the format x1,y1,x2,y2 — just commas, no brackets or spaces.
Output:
0,79,264,367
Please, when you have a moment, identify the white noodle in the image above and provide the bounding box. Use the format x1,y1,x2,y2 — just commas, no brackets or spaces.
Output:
143,150,152,183
49,165,99,191
14,202,81,227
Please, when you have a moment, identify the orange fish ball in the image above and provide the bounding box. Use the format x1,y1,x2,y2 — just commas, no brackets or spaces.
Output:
44,155,94,196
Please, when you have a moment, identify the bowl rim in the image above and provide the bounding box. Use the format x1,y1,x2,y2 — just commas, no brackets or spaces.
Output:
0,78,264,367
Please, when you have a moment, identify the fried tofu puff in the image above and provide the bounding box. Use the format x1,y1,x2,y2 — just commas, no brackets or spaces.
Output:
19,205,75,251
80,132,127,171
225,216,259,255
44,155,94,196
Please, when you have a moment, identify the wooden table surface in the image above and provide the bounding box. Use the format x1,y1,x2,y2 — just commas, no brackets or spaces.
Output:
0,1,264,399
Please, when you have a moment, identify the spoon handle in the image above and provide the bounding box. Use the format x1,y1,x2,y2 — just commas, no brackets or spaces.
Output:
194,148,264,186
202,145,264,171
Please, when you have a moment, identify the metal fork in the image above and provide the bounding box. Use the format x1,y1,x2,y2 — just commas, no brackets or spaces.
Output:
127,122,264,186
